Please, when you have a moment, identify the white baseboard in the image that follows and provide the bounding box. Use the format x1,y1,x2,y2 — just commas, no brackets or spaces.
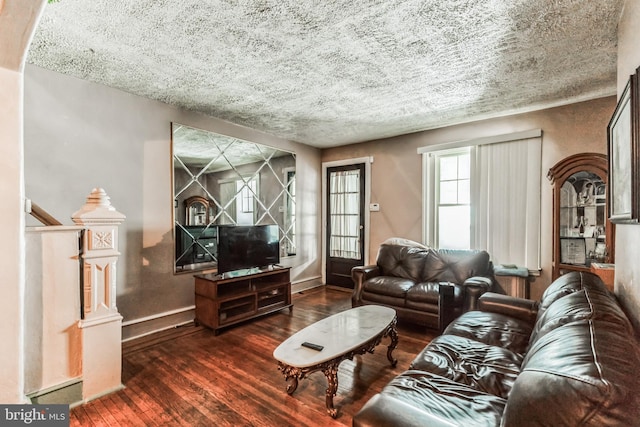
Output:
27,378,83,406
122,276,324,342
292,275,323,293
121,307,196,342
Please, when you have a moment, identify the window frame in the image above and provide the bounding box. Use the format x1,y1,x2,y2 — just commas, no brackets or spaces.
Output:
427,147,473,249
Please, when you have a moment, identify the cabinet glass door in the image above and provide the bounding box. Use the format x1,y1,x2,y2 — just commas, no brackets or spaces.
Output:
185,196,212,226
559,171,607,266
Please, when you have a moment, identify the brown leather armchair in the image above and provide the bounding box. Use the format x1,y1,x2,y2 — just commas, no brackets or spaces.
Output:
351,238,497,331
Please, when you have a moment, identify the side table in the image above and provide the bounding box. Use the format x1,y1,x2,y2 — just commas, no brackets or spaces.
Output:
590,262,615,291
494,264,529,299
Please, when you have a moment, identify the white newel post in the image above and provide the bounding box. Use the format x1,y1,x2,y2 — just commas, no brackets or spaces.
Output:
72,188,126,401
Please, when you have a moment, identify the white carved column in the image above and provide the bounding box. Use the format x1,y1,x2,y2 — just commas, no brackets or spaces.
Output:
72,188,126,401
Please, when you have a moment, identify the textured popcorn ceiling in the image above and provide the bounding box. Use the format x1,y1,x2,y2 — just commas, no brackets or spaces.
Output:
27,0,623,148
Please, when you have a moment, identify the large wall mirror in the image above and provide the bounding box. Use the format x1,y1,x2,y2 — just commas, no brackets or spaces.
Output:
172,123,296,273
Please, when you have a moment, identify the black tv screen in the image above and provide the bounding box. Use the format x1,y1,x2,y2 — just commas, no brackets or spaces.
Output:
217,225,280,274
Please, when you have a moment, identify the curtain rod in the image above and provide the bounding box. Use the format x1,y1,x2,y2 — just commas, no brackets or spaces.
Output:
417,129,542,154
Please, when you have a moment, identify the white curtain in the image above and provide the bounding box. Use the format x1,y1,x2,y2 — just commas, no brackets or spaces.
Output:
473,137,542,270
329,170,361,259
219,181,236,225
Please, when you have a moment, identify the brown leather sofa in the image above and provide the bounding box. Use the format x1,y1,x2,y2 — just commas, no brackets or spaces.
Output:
353,271,640,427
352,238,497,331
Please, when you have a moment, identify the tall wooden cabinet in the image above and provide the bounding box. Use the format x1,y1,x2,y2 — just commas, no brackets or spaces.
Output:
548,153,614,280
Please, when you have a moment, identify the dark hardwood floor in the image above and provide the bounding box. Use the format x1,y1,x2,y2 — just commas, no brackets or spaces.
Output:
71,287,436,426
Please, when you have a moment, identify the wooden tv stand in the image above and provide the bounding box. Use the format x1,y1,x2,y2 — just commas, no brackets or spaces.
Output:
194,266,292,334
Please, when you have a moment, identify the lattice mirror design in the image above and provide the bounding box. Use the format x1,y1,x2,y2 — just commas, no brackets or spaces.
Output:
172,123,296,273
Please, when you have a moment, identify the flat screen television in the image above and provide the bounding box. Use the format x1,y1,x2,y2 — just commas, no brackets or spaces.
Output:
217,224,280,274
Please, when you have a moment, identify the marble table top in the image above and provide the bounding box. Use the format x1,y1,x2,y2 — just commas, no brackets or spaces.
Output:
273,305,396,368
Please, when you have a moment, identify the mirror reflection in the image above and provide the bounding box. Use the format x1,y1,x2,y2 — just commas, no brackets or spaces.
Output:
172,123,296,273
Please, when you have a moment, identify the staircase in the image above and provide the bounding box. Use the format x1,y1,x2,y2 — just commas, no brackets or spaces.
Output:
24,188,125,405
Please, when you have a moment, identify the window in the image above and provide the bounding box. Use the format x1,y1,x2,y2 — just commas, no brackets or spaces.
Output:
436,149,471,249
234,177,257,225
238,178,256,213
421,130,542,271
218,176,258,225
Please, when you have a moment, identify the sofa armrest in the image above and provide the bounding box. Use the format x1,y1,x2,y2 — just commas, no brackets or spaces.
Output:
461,276,493,312
477,292,539,324
351,265,380,307
438,282,457,332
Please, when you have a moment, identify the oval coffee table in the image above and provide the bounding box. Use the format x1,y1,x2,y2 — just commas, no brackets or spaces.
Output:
273,305,398,418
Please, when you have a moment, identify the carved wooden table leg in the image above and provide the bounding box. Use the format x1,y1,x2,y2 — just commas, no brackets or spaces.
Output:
322,363,340,418
286,376,299,395
385,318,399,367
277,363,301,395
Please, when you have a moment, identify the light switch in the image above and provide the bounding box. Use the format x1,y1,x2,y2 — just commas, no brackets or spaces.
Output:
370,203,380,212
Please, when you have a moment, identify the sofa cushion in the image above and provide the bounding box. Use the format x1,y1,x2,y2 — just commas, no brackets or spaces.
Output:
403,298,441,314
422,249,492,284
375,370,507,427
505,320,640,426
530,287,633,345
405,281,463,305
376,243,429,282
361,276,416,309
443,310,533,355
361,292,407,309
362,276,415,298
410,335,522,399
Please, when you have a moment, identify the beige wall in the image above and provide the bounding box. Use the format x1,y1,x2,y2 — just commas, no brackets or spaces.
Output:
23,65,322,339
0,64,28,405
614,0,640,332
322,96,616,300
